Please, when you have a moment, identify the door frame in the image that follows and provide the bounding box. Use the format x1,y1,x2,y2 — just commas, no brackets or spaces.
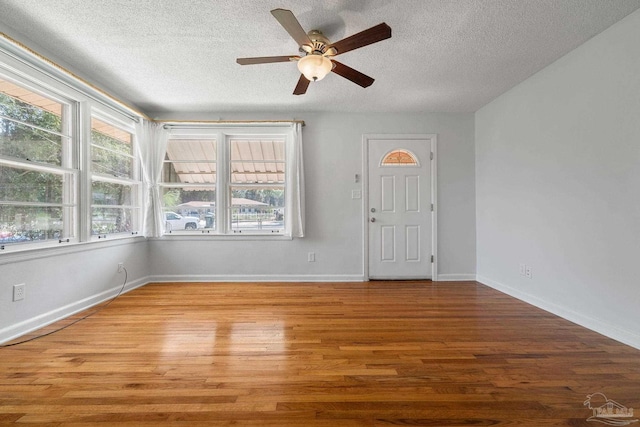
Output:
362,134,438,281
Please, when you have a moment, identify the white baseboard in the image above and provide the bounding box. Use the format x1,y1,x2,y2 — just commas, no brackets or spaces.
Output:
148,274,367,283
435,274,476,282
0,276,149,345
477,275,640,350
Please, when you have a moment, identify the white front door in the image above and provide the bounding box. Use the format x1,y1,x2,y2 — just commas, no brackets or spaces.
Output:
367,137,433,280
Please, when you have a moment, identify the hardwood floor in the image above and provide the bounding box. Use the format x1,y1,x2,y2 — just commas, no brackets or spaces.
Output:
1,281,639,426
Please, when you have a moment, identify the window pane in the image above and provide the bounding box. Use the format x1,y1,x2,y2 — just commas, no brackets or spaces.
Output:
0,118,64,165
0,165,64,204
91,118,132,155
161,187,215,230
90,116,139,237
230,187,284,231
0,78,75,247
162,139,217,233
0,82,63,133
92,145,133,178
230,139,285,184
164,139,217,184
91,118,134,179
0,206,65,244
163,162,216,184
92,181,132,206
91,207,136,235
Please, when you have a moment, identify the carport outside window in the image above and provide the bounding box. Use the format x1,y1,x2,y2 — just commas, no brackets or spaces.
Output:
162,139,217,232
229,138,285,233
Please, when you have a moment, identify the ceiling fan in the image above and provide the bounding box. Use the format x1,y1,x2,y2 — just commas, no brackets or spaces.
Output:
236,9,392,95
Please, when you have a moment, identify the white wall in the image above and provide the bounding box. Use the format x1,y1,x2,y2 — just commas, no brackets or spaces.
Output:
0,240,150,343
148,111,476,282
476,10,640,348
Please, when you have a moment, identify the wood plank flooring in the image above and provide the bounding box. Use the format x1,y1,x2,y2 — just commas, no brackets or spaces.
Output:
1,281,639,426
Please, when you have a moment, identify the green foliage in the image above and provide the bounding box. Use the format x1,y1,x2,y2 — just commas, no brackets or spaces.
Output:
92,181,132,205
91,207,133,235
0,93,67,242
232,188,284,207
91,130,132,178
91,129,131,155
0,93,63,165
162,189,182,208
0,167,63,203
0,93,61,133
91,181,134,235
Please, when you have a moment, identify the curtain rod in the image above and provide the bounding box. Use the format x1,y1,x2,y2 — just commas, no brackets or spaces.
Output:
0,33,148,122
162,120,305,129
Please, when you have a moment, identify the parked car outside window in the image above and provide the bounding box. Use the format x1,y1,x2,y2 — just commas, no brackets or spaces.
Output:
164,211,201,231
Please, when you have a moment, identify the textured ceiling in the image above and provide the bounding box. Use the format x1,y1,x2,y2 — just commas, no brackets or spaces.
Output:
0,0,639,116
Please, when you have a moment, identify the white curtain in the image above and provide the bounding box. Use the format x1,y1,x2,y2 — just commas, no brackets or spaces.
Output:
135,120,169,237
288,122,305,237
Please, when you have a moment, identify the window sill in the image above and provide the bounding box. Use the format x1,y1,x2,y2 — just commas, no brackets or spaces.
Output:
90,232,142,242
0,234,145,265
152,233,293,242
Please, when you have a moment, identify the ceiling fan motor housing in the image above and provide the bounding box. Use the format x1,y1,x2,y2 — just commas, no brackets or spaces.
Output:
302,30,337,56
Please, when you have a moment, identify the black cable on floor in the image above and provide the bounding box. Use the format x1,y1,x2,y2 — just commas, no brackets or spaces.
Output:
0,267,129,348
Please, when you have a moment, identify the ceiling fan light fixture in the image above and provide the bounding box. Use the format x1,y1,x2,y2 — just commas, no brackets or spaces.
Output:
237,9,391,95
297,54,332,81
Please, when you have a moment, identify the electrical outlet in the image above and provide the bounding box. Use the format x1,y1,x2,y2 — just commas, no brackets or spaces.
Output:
519,263,526,276
118,262,124,273
525,265,532,279
308,252,315,262
13,284,25,301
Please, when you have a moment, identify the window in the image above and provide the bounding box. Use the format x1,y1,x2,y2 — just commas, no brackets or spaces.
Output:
0,37,142,252
230,138,285,233
162,138,217,232
0,76,76,247
381,149,418,166
161,124,303,237
90,116,140,237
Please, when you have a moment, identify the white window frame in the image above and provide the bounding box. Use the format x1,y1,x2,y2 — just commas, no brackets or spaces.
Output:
0,35,144,254
163,125,296,238
161,135,217,234
226,133,286,235
89,109,141,240
0,69,78,250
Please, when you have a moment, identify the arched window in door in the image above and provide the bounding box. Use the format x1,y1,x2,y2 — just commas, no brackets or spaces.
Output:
381,149,419,166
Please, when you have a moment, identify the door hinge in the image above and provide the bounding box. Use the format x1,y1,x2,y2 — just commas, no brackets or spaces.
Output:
431,203,434,212
430,152,434,160
431,255,434,263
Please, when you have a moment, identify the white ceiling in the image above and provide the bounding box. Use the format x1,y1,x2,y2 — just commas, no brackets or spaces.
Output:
1,0,639,116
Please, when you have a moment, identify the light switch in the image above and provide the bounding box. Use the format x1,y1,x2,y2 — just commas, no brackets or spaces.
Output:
352,190,362,199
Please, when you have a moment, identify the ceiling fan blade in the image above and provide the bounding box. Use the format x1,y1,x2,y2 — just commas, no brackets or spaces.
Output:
293,74,310,95
331,60,375,88
236,56,299,65
328,23,391,56
271,9,312,48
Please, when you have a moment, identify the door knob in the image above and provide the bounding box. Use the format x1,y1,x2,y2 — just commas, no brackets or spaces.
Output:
370,218,376,223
